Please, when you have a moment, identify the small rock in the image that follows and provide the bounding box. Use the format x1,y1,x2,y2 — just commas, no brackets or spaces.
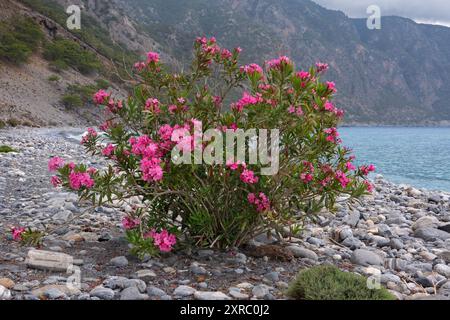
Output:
412,216,440,231
44,288,66,299
136,269,157,281
286,246,318,261
264,272,279,282
190,263,208,275
414,228,450,241
26,250,73,272
228,287,249,299
252,284,270,298
173,285,196,297
0,285,12,300
0,278,15,289
343,212,360,227
350,249,384,266
147,286,166,297
194,291,231,300
389,238,404,250
120,287,148,300
90,286,115,300
110,256,128,267
434,264,450,278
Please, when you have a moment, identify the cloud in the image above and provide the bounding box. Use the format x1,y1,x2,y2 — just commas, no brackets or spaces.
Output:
311,0,450,27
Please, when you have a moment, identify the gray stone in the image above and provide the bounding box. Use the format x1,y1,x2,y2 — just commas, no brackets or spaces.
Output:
343,212,360,227
173,285,196,297
190,263,208,275
377,224,393,237
147,286,166,297
264,271,279,282
342,236,363,249
381,273,401,284
0,285,12,300
103,277,146,292
350,249,384,266
44,288,66,299
110,256,128,267
120,287,148,300
90,286,115,300
414,228,450,241
389,238,404,250
197,250,214,258
412,216,440,231
25,250,73,272
307,237,324,246
434,264,450,277
135,269,157,281
286,246,318,261
252,284,270,298
194,291,231,300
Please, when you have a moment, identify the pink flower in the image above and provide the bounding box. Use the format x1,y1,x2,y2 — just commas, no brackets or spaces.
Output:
130,135,159,157
300,161,315,183
122,216,141,230
81,128,97,145
240,169,259,184
221,48,232,60
231,92,263,112
145,98,161,114
316,62,329,73
145,229,177,252
288,105,303,116
134,61,147,72
140,157,163,182
297,71,310,80
345,162,356,171
158,124,173,141
364,181,374,193
147,51,160,64
168,104,178,114
102,144,116,157
326,81,336,93
50,176,62,187
212,96,222,107
360,164,376,175
11,227,25,241
226,159,245,171
300,173,313,183
247,192,270,212
93,89,110,105
69,172,95,190
324,101,335,112
335,170,350,188
241,63,263,76
48,157,65,171
267,56,291,70
324,127,340,143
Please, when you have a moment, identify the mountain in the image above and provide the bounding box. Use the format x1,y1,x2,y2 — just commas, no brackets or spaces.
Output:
2,0,450,126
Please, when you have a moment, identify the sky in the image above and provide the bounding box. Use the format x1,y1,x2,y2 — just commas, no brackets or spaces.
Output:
311,0,450,27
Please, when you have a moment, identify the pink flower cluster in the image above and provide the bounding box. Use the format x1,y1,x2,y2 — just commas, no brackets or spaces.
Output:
323,101,345,118
81,128,98,145
241,63,263,77
240,169,259,184
69,172,95,190
140,157,163,182
145,229,177,252
248,192,270,212
122,216,141,230
11,226,25,241
267,56,291,70
300,161,315,183
288,105,304,116
335,170,350,188
102,144,116,157
48,157,65,171
316,62,329,73
93,89,110,105
145,98,161,114
360,164,376,175
231,92,263,112
324,127,340,143
147,51,160,64
326,81,337,93
130,135,159,158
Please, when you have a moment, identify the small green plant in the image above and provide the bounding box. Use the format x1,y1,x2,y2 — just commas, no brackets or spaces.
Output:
0,120,5,129
286,265,396,300
48,75,60,82
43,38,102,74
0,145,18,153
61,94,83,108
0,17,43,65
6,118,20,127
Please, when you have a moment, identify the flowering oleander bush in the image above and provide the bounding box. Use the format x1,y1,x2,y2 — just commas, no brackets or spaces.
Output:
48,37,374,254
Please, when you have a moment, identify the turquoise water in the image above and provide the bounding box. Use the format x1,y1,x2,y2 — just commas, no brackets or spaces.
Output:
339,127,450,191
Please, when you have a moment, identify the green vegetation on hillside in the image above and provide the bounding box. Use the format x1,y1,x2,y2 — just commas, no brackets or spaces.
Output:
20,0,138,66
0,145,18,153
0,17,43,64
43,37,101,74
